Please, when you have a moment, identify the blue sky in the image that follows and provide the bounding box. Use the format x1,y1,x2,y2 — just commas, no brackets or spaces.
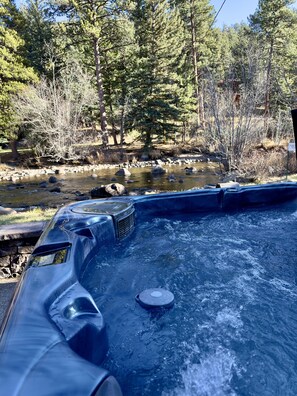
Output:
211,0,297,27
15,0,259,26
210,0,259,27
14,0,296,28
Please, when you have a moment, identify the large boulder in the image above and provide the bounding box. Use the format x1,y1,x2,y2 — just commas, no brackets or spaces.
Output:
115,168,131,177
48,176,58,183
90,183,128,198
39,181,47,188
151,165,166,176
185,167,198,175
0,206,17,215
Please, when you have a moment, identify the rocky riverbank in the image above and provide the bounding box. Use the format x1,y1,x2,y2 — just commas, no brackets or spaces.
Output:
0,222,46,279
0,153,214,183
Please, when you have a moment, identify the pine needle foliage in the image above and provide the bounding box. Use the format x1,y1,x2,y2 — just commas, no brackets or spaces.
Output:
0,0,38,141
129,0,186,147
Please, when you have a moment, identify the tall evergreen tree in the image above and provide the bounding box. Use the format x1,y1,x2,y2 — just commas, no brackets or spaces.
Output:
0,0,37,157
250,0,297,130
19,0,53,76
173,0,215,127
52,0,123,146
101,12,137,146
214,24,253,81
130,0,186,147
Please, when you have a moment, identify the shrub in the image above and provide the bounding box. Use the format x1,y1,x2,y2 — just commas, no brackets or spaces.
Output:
14,61,97,162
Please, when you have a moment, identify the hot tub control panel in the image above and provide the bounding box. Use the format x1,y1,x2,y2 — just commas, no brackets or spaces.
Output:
71,200,135,240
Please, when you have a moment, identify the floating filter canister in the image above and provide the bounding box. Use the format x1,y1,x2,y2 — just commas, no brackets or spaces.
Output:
136,288,174,310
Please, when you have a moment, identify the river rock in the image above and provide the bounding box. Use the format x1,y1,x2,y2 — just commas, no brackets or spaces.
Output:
216,182,240,189
155,159,164,166
140,152,150,161
50,187,61,193
151,165,166,176
185,167,197,174
90,183,128,198
132,187,153,195
39,181,47,188
75,195,90,201
8,183,24,189
6,184,21,191
0,268,11,279
48,176,58,183
167,174,176,182
0,255,10,267
115,168,131,177
0,206,17,215
203,184,217,189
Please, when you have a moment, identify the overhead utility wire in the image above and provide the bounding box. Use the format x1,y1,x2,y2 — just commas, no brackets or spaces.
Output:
212,0,228,26
200,0,227,40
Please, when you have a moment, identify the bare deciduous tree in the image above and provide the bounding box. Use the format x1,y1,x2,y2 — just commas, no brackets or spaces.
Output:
204,53,266,171
14,61,97,162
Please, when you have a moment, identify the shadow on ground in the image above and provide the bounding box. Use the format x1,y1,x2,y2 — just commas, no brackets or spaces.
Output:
0,281,17,326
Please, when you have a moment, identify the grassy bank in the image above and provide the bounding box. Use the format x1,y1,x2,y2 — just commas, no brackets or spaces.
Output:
0,208,57,226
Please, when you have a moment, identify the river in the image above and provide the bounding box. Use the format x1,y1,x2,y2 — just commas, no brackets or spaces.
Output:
0,162,220,208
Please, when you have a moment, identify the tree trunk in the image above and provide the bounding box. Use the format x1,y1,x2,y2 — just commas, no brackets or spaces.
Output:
199,80,205,127
190,1,200,127
108,103,118,145
9,140,19,160
264,38,274,136
120,106,126,146
111,130,118,146
93,37,108,147
182,120,186,143
145,130,152,149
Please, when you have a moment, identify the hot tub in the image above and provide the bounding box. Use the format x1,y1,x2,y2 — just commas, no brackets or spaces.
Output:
1,183,297,395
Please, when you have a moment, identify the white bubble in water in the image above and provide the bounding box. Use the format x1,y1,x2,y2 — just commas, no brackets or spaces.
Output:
215,308,243,330
162,347,238,396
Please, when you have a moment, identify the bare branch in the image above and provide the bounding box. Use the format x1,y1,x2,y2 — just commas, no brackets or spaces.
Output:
14,60,97,162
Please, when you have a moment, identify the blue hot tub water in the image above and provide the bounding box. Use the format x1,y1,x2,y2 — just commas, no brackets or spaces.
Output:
81,203,297,396
3,184,297,396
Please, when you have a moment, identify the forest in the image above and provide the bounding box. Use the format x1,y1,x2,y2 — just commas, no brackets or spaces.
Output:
1,0,297,175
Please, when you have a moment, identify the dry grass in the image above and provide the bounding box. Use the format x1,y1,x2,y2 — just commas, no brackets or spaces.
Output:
148,149,162,160
107,151,123,163
256,139,287,151
0,208,57,226
240,149,296,179
0,164,10,171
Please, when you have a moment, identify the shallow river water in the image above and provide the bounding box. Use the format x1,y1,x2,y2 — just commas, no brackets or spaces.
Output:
0,163,219,208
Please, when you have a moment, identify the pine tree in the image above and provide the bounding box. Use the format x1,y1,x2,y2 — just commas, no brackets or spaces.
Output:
0,0,37,157
250,0,297,130
173,0,215,127
19,0,53,76
101,13,137,147
130,0,186,147
52,0,123,146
